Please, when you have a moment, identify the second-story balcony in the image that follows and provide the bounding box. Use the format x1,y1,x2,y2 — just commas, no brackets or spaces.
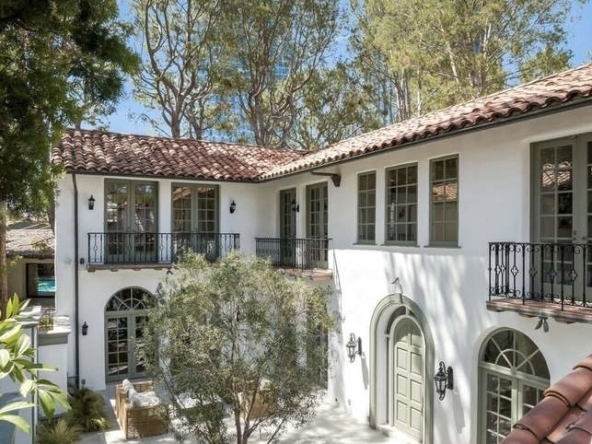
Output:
255,237,332,281
87,232,240,269
488,242,592,323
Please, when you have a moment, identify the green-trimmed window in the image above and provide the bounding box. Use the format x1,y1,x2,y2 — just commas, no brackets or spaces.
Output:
172,184,218,233
386,164,418,244
357,171,376,243
430,156,458,245
479,329,549,444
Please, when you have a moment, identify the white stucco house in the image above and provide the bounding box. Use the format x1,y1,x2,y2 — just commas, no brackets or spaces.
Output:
50,64,592,444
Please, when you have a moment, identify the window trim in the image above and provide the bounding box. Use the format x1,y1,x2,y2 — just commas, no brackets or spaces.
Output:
171,183,220,233
385,163,419,246
429,155,459,247
357,170,377,244
477,328,550,444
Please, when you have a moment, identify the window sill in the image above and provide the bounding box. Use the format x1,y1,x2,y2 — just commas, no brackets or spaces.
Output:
353,242,377,246
423,244,461,249
381,243,420,248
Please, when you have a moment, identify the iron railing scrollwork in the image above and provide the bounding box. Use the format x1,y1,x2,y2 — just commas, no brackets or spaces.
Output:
489,242,591,308
88,232,240,265
255,237,331,270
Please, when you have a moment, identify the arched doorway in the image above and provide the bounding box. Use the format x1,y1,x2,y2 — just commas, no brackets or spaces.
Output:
370,294,435,444
105,287,155,382
478,328,549,444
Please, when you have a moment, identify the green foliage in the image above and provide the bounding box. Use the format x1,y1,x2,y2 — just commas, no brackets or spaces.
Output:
353,0,581,120
0,295,70,433
133,0,344,148
0,0,137,304
36,418,82,444
144,253,334,444
65,387,109,432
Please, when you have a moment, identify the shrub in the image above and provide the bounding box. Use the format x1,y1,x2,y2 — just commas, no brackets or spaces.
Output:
36,418,82,444
65,387,109,432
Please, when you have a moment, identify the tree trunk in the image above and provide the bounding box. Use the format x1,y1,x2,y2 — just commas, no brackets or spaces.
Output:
0,200,9,317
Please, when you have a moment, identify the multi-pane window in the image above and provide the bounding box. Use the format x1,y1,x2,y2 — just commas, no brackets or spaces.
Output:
386,165,418,243
172,185,218,232
357,172,376,243
430,156,459,245
479,329,549,444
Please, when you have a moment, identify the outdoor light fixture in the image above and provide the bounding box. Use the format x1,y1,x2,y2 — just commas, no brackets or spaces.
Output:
535,314,549,333
82,322,89,336
291,199,300,213
230,200,237,214
346,333,362,363
88,195,95,210
434,361,453,401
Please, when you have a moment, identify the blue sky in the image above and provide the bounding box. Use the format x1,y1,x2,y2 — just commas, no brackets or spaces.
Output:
106,1,592,136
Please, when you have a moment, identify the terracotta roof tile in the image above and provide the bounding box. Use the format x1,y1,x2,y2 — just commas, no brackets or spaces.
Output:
53,64,592,181
53,130,305,181
502,354,592,444
7,221,54,258
262,63,592,179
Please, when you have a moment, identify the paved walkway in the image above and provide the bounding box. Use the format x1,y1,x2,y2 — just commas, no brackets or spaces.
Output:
80,388,391,444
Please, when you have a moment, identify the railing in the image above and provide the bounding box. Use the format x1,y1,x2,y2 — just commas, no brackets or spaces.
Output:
88,232,240,265
255,237,331,270
489,242,592,308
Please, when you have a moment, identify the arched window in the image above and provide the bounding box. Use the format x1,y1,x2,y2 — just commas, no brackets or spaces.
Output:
105,287,155,382
479,329,550,444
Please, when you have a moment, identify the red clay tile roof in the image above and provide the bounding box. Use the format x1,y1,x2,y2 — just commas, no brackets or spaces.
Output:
7,221,54,258
53,64,592,181
502,355,592,444
53,130,305,181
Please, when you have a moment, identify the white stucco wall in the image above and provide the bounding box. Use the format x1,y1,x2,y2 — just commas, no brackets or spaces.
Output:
54,104,592,443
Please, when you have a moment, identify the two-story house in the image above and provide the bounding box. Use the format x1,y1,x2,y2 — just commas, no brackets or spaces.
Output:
51,64,592,444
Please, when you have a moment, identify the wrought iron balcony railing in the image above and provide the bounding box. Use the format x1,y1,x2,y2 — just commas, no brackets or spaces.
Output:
489,242,592,308
255,237,331,270
88,232,240,265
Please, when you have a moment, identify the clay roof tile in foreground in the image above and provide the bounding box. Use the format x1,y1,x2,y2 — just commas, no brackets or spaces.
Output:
53,130,305,181
502,354,592,444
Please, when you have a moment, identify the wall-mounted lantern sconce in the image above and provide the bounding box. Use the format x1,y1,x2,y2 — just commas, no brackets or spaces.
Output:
346,333,363,363
230,200,237,214
291,199,299,213
82,322,89,336
434,361,453,400
88,195,95,210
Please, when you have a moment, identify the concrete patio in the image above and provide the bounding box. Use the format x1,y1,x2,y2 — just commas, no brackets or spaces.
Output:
80,386,391,444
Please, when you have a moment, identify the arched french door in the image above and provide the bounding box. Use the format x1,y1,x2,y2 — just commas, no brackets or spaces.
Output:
478,329,549,444
370,295,435,444
105,287,155,382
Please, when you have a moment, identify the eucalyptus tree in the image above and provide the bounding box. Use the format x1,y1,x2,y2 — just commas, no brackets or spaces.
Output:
217,0,342,148
0,0,137,307
132,0,231,139
353,0,580,119
144,253,334,444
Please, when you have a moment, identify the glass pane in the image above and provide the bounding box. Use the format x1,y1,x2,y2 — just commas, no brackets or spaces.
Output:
541,194,555,214
445,158,458,179
432,160,444,181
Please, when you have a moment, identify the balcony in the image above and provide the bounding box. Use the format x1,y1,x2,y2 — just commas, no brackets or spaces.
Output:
87,232,240,270
488,242,592,323
255,237,332,281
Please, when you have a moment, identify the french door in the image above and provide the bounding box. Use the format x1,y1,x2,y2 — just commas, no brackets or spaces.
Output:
306,183,328,268
105,180,158,263
105,314,148,381
533,134,592,301
105,288,154,382
279,188,297,265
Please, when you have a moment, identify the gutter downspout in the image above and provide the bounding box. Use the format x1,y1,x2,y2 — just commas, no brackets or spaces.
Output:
72,174,80,386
